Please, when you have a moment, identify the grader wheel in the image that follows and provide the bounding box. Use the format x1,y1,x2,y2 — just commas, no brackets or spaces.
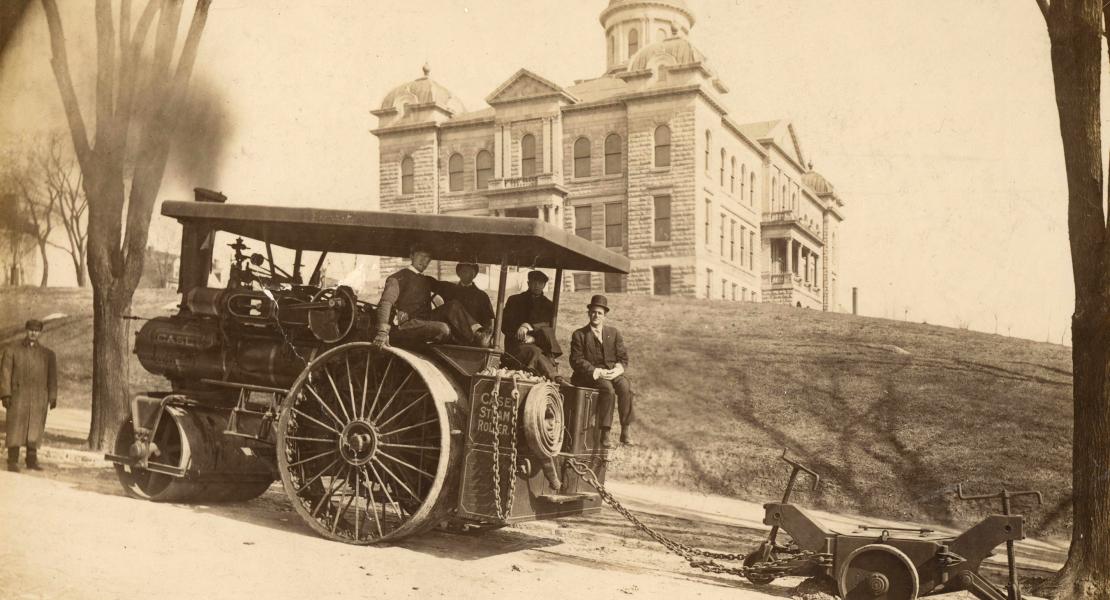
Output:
837,544,920,600
276,343,460,544
113,411,199,502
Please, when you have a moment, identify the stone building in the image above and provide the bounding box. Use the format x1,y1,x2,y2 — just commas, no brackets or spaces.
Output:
372,0,845,310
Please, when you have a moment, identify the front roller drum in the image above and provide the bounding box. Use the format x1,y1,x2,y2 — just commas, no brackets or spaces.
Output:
113,406,275,503
276,343,462,544
837,544,920,600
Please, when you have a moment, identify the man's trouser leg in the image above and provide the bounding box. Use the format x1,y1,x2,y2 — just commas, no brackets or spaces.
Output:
390,319,451,346
510,345,560,380
25,445,38,468
611,375,634,427
431,301,480,345
593,378,617,429
7,446,19,469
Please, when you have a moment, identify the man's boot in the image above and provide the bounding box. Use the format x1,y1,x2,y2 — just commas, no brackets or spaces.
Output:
25,446,43,471
620,424,635,446
6,447,19,473
600,428,615,449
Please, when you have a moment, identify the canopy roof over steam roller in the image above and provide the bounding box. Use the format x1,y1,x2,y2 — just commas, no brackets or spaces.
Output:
162,200,630,274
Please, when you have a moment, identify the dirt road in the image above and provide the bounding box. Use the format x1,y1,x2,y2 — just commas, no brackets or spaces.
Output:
0,444,1065,600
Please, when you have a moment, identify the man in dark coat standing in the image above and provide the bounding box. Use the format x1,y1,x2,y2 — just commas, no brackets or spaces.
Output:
372,245,492,349
501,270,563,381
1,319,57,472
569,295,634,448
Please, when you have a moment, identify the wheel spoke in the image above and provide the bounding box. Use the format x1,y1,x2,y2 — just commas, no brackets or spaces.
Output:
371,371,414,422
375,392,430,430
303,385,346,428
366,356,393,420
287,435,335,443
325,365,353,423
357,467,384,538
345,355,360,424
372,456,422,503
359,352,372,420
353,471,361,540
380,417,439,438
379,442,439,451
291,407,341,435
377,450,436,480
332,480,358,534
287,448,337,469
312,465,349,519
367,463,402,523
294,457,341,493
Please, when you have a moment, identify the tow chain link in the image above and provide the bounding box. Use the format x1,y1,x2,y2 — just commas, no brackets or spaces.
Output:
563,456,831,579
490,373,524,521
261,288,310,365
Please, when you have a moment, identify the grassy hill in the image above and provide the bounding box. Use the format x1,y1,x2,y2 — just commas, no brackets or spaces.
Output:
0,286,1073,538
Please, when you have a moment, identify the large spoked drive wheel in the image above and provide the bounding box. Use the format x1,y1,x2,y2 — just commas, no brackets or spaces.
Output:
277,343,459,544
837,544,920,600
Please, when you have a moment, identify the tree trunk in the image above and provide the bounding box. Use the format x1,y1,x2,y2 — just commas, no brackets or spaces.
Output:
37,239,48,287
87,283,131,450
71,249,86,287
1041,1,1110,598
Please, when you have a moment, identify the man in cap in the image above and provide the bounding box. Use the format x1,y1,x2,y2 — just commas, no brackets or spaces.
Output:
569,295,634,448
372,244,492,349
501,270,562,382
437,262,494,335
1,319,57,472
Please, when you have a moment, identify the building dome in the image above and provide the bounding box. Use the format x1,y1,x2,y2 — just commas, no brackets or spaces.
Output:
600,0,696,26
803,168,835,195
378,65,466,116
627,34,706,72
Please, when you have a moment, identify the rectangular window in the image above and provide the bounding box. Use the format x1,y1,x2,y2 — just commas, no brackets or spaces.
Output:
573,273,591,291
706,268,712,298
604,273,625,293
652,265,671,296
719,214,726,256
704,200,711,248
575,206,592,240
654,196,671,242
749,231,755,269
732,283,738,301
740,226,746,267
742,286,748,301
605,202,623,248
721,279,727,299
729,220,736,261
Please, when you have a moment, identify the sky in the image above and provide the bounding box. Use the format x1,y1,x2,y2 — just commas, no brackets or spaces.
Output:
0,0,1099,344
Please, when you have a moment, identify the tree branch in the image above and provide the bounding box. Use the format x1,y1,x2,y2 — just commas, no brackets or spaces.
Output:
94,1,117,153
41,0,93,172
1037,0,1050,22
115,0,161,159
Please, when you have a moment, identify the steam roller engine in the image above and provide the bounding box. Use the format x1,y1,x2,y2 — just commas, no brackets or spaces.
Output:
109,276,370,504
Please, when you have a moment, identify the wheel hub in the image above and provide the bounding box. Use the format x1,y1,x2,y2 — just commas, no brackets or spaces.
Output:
867,573,889,596
339,421,379,466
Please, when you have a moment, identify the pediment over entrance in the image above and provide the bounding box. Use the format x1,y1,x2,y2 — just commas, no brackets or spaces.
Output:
486,69,580,106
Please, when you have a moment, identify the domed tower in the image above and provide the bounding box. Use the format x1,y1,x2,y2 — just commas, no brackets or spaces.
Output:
803,164,846,312
373,64,466,129
600,0,695,73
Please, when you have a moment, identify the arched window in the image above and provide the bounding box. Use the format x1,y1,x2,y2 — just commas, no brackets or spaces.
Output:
628,28,639,57
782,185,788,209
574,137,592,178
521,134,536,177
719,149,726,186
448,153,464,191
704,130,711,172
654,125,671,167
604,134,622,175
475,150,492,190
400,156,414,194
771,176,777,207
792,192,798,211
740,163,746,197
657,27,668,41
730,157,736,193
750,173,756,206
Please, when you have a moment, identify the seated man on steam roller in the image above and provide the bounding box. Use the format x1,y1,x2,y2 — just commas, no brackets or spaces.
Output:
501,270,564,383
372,244,493,349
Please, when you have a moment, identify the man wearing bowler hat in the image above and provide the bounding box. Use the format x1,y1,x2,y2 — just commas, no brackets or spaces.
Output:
1,319,57,472
569,295,634,448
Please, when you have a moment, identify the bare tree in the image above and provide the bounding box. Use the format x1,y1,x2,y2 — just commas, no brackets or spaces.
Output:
0,193,35,286
43,0,212,449
1035,0,1110,598
40,133,89,287
6,144,58,288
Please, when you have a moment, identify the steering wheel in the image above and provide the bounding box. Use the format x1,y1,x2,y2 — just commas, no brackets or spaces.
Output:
307,286,357,343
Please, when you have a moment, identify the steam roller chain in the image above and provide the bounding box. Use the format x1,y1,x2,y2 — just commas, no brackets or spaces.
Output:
113,406,276,503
